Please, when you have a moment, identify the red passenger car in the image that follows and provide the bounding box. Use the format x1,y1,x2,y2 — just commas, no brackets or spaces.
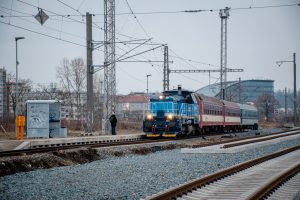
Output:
195,94,224,132
221,100,241,131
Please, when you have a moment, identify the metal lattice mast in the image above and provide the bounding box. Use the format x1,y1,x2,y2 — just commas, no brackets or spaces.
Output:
163,45,169,91
219,7,230,100
103,0,116,134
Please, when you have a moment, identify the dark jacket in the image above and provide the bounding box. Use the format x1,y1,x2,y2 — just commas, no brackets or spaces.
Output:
109,114,117,127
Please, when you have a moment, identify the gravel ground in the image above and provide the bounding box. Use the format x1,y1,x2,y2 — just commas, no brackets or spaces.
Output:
0,130,299,200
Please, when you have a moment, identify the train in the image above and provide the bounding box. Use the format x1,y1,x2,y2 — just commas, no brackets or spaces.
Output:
143,86,258,138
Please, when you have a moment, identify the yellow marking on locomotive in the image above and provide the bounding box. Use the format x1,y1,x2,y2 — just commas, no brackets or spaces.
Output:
162,134,177,138
146,134,160,137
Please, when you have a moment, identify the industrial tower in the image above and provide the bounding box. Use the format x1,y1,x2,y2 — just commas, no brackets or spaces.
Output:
219,7,230,100
102,0,116,134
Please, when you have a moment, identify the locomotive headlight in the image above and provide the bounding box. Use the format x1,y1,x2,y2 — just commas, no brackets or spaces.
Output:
147,114,153,120
167,114,174,120
159,95,164,100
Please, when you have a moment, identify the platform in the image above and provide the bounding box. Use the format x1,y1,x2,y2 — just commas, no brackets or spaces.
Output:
0,134,144,151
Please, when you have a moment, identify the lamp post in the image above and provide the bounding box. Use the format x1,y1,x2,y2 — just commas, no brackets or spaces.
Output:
15,37,25,118
146,74,152,95
276,53,297,126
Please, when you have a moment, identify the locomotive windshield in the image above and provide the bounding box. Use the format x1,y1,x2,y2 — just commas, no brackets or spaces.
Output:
149,93,198,117
150,101,178,115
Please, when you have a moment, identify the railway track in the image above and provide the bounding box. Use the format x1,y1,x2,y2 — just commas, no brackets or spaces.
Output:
145,144,300,200
0,138,174,157
223,129,300,148
0,128,299,158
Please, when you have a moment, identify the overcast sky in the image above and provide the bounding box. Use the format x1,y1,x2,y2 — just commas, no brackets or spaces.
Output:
0,0,299,94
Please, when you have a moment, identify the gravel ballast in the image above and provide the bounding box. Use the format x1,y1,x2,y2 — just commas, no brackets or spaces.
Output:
0,131,299,200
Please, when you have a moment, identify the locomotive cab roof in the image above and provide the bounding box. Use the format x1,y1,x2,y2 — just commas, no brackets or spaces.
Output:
150,89,193,103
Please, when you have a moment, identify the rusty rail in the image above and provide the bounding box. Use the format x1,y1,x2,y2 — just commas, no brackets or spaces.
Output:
246,162,300,200
145,144,300,200
1,128,298,158
222,130,300,148
0,138,172,157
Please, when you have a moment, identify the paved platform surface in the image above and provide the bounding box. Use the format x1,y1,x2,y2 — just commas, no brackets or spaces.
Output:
0,133,144,151
0,140,23,151
181,130,300,154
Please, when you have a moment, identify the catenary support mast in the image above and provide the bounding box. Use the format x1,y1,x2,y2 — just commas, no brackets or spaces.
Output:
86,12,94,134
219,7,230,100
102,0,116,134
163,45,169,91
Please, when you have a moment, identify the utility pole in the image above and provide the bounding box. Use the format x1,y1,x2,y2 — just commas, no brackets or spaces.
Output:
219,7,230,100
15,37,25,118
103,0,116,135
163,45,169,91
238,77,241,103
146,74,151,95
285,87,287,123
276,53,297,126
293,53,297,125
86,12,94,134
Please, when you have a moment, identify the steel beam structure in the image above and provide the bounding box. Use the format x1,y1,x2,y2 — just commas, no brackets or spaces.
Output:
219,7,230,100
169,69,243,73
163,45,169,91
168,68,243,92
102,0,116,135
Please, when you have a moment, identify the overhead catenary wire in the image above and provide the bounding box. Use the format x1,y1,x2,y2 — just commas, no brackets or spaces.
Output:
77,0,87,12
56,0,154,43
0,20,88,48
168,52,220,68
0,20,150,85
123,0,160,62
0,8,86,40
15,0,138,41
2,2,298,18
0,2,163,85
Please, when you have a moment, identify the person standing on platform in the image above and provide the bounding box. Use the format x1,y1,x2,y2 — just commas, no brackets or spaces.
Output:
109,113,117,135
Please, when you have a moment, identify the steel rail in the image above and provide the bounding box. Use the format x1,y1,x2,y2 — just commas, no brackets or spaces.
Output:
0,138,172,157
0,128,298,158
222,130,300,148
145,144,300,200
246,162,300,200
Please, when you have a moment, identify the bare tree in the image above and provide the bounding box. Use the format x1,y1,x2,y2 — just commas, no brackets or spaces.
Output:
70,58,86,124
56,57,86,128
255,93,280,122
56,58,74,119
35,83,59,100
93,73,103,130
6,72,32,116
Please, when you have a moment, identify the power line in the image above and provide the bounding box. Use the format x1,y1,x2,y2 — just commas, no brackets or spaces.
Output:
56,0,104,32
77,0,87,12
56,0,81,14
124,0,159,61
169,54,219,68
0,8,86,40
15,0,146,41
0,20,87,48
2,2,298,18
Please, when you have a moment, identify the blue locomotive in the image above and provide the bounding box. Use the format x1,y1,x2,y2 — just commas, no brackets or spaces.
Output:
143,86,258,138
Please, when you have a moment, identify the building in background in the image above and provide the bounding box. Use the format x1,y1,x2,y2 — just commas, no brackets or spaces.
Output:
196,79,274,103
0,67,7,121
116,93,149,121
